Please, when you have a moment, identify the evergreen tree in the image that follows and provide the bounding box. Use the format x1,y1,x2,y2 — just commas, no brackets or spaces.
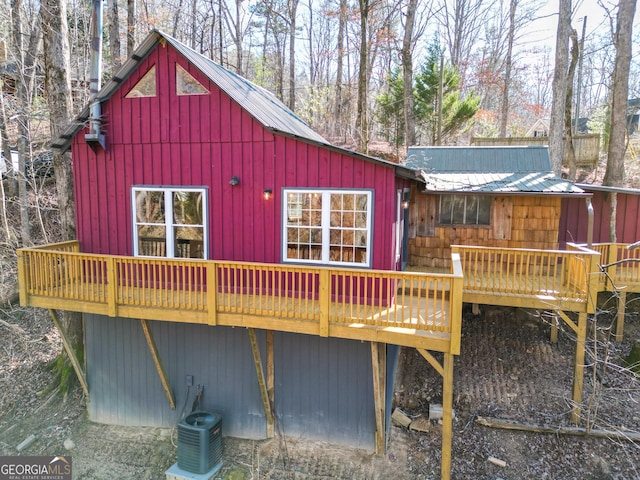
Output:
414,39,480,144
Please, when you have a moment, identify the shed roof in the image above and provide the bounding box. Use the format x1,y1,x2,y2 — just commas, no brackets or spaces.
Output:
405,146,585,195
52,31,416,179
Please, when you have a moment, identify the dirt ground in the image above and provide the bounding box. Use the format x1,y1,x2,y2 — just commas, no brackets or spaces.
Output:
1,298,639,480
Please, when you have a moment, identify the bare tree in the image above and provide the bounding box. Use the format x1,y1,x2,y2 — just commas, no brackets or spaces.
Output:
401,0,418,148
108,0,121,69
355,0,371,151
548,0,572,175
564,28,579,180
128,0,136,56
287,0,299,110
333,0,347,138
498,0,517,137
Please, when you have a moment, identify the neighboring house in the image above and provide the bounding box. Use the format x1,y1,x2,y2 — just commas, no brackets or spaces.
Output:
628,98,640,135
405,146,586,269
525,118,549,137
44,30,428,450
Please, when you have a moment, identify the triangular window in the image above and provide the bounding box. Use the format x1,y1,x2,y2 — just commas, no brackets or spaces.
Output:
125,66,157,98
176,64,208,96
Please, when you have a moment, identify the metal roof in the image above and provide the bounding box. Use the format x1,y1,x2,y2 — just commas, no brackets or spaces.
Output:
52,30,416,178
405,146,584,194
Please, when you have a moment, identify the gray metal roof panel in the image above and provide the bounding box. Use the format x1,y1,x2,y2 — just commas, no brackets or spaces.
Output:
52,31,417,179
406,146,582,194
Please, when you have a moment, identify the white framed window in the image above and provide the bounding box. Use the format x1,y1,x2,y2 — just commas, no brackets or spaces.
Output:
283,189,373,267
439,194,491,226
132,186,207,259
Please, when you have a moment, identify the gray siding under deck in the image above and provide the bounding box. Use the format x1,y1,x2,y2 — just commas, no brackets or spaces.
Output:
85,316,396,450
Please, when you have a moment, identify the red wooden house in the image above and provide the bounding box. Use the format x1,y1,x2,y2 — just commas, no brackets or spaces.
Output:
23,30,464,466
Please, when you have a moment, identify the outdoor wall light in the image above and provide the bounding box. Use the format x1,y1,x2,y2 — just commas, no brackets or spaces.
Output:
263,188,273,200
402,199,410,209
229,176,239,186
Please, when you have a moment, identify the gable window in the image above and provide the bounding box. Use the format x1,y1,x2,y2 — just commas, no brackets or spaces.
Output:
125,66,157,98
439,194,491,226
176,64,208,95
133,187,207,259
283,189,372,267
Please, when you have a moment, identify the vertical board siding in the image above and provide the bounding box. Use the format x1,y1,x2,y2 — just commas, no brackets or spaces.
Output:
73,42,400,270
85,315,381,449
559,189,640,246
274,332,376,449
85,315,267,437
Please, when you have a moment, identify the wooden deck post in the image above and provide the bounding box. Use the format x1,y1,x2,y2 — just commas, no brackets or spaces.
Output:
571,312,588,424
140,319,176,409
266,330,275,437
248,328,274,437
371,342,386,454
207,263,218,326
106,256,117,317
48,309,89,398
16,249,28,306
319,269,330,337
615,291,627,342
441,353,454,480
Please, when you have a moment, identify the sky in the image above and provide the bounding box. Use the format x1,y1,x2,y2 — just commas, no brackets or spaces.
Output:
526,0,639,46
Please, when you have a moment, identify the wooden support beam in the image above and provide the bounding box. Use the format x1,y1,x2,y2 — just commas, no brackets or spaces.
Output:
417,348,444,377
557,310,578,334
248,328,274,437
571,312,588,424
371,342,386,455
48,309,89,398
550,314,559,344
615,291,627,342
441,353,455,480
140,319,175,409
266,330,275,438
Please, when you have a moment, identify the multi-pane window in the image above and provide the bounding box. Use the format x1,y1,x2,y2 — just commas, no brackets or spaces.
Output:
283,189,372,267
133,187,207,259
439,194,491,226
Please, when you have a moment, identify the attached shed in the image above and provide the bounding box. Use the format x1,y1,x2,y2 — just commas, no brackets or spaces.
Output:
405,146,586,269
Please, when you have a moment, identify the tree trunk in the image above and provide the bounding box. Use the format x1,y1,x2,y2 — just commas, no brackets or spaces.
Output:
499,0,517,138
604,0,637,243
108,0,121,69
288,0,298,111
333,0,347,138
42,0,83,347
11,0,42,245
127,0,136,56
564,29,579,180
356,0,369,152
548,0,571,176
401,0,417,148
603,0,637,188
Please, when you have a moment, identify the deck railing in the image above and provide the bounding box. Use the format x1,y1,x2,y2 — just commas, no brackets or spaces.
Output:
579,242,640,292
17,242,464,351
452,244,600,313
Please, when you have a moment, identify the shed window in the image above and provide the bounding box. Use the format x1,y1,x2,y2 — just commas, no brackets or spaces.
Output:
283,189,372,267
133,187,207,258
125,66,156,98
439,195,491,226
176,64,208,95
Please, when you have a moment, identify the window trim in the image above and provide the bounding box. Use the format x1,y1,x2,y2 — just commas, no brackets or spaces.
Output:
281,188,373,268
439,194,492,226
132,186,208,259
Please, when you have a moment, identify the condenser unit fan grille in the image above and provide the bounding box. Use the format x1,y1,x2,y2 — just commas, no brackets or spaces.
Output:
177,411,222,474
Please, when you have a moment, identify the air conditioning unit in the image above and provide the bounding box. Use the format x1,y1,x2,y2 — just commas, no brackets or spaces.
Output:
177,411,222,474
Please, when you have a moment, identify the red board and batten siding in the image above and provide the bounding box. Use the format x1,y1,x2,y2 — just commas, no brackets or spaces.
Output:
559,187,640,247
72,42,402,270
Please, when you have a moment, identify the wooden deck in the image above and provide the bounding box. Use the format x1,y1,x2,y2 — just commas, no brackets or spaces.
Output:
17,241,463,352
